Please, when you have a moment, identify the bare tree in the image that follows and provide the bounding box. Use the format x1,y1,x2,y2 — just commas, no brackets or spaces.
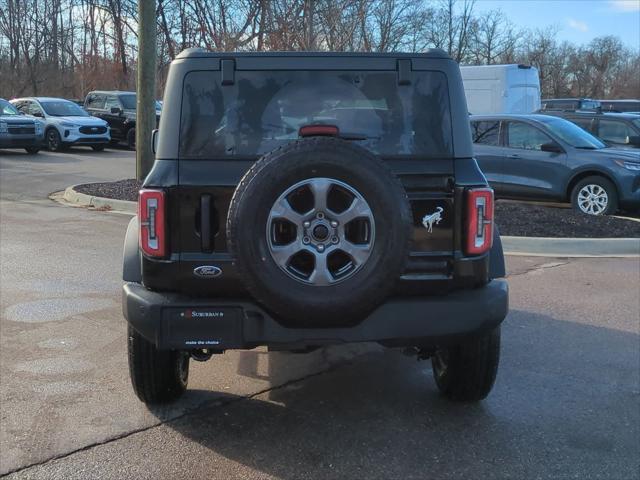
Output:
0,0,637,99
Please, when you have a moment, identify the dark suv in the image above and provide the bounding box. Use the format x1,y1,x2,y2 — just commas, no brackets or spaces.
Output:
540,98,601,112
123,51,508,405
599,99,640,114
84,91,158,149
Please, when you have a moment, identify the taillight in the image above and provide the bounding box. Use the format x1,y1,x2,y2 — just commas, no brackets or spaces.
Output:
465,188,494,255
139,189,166,257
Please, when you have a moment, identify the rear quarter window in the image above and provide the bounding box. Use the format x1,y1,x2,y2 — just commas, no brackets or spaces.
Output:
179,70,453,159
471,121,500,145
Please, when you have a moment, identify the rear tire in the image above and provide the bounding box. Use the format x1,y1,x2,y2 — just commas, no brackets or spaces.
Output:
431,327,500,402
126,128,136,150
128,324,189,404
25,147,40,154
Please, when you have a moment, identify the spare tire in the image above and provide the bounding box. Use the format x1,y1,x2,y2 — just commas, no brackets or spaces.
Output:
227,137,412,327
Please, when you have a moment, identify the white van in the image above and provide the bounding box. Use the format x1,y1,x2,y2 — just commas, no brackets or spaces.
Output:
460,64,541,115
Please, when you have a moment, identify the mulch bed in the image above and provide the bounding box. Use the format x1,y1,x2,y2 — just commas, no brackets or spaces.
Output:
75,179,640,238
495,202,640,238
75,178,142,202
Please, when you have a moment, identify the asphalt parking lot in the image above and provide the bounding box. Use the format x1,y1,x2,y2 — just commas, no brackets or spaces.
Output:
1,148,639,479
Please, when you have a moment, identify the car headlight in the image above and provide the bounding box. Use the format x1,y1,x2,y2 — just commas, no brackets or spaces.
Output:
614,159,640,171
0,122,7,133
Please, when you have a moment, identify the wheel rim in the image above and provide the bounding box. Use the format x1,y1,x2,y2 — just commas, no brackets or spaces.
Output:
577,184,608,215
266,177,375,286
48,131,59,150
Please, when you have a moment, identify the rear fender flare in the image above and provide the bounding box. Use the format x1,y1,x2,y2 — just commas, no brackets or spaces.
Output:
123,216,142,283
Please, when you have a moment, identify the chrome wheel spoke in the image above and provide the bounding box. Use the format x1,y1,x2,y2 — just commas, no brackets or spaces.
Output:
334,197,372,224
270,241,303,266
270,197,304,224
308,178,332,213
308,257,334,286
341,241,371,266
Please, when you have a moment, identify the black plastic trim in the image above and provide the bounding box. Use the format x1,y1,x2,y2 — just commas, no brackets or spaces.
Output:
123,280,508,350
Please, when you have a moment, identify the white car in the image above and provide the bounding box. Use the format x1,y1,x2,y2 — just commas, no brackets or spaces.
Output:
10,97,110,151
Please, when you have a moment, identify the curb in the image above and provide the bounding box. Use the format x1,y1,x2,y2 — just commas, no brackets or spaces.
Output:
60,184,640,257
63,185,137,214
502,236,640,258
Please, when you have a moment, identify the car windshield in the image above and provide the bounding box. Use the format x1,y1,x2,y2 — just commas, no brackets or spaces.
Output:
120,94,136,109
40,100,88,117
0,100,20,115
537,116,606,149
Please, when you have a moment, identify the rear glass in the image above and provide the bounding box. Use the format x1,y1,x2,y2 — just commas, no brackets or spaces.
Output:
179,70,453,158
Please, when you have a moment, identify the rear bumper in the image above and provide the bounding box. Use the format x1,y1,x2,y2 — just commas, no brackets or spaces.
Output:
123,280,509,350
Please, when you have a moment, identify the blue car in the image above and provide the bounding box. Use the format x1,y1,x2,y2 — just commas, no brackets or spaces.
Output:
471,114,640,215
0,99,44,153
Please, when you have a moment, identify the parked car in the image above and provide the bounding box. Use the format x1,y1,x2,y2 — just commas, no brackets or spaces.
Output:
122,50,508,405
540,98,601,112
0,99,44,153
10,97,110,152
460,64,540,114
599,99,640,113
470,114,640,215
84,90,160,149
539,110,640,150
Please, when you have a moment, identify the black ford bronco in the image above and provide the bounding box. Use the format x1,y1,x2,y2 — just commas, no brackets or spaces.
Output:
123,50,508,405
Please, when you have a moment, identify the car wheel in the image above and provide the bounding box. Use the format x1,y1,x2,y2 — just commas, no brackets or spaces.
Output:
227,137,412,327
571,176,618,216
431,327,501,402
126,128,136,150
127,324,189,404
46,128,63,152
92,145,105,151
24,147,40,154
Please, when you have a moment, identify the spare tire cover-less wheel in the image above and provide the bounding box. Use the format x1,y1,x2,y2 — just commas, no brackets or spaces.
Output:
227,137,412,327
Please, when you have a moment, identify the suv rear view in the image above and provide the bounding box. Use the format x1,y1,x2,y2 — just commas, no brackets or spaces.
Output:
123,51,508,405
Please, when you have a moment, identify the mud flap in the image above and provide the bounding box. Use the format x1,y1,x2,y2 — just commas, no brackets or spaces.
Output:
489,225,506,279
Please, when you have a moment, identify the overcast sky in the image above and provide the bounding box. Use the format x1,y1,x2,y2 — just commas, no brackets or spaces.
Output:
473,0,640,49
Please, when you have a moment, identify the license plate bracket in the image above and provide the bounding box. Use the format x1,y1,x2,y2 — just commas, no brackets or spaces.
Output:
162,307,243,349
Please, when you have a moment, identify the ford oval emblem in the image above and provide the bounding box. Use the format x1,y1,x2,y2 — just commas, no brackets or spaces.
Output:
193,265,222,278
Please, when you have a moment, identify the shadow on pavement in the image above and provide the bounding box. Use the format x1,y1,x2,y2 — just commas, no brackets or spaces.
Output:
153,310,639,479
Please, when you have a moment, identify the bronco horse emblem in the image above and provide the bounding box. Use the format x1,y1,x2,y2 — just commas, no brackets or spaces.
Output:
422,207,444,233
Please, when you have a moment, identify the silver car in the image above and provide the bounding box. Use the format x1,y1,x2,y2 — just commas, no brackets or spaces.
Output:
11,97,110,151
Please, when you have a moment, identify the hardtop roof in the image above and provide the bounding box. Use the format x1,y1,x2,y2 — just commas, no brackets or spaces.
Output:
176,48,450,60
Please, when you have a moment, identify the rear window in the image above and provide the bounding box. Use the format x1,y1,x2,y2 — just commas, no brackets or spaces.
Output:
179,70,453,158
